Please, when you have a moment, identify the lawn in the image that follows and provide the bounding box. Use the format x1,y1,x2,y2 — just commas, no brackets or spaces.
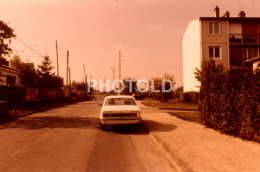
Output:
141,99,198,111
141,99,200,124
168,112,201,124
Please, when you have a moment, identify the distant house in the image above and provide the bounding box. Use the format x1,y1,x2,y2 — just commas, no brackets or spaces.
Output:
183,6,260,92
10,61,37,87
0,65,21,86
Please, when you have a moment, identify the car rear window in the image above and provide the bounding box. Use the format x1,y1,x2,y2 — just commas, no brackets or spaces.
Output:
105,98,137,106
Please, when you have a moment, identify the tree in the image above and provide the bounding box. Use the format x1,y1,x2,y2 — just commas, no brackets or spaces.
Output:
37,55,63,89
10,55,38,87
10,55,22,69
0,20,16,65
122,78,137,95
149,73,175,102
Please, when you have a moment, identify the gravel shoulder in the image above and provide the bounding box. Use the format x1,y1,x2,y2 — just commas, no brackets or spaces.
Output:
138,101,260,172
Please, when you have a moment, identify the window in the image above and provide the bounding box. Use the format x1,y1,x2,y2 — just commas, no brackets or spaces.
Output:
209,46,221,58
105,98,136,106
6,75,16,85
243,49,260,59
209,22,220,34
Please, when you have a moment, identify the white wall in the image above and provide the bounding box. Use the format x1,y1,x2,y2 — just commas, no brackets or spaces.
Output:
253,61,260,71
183,19,201,92
0,66,21,86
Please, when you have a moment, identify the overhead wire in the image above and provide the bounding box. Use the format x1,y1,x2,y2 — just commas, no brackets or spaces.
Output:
0,2,68,70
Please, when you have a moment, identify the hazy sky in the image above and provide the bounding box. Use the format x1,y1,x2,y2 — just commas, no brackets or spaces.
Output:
1,0,259,88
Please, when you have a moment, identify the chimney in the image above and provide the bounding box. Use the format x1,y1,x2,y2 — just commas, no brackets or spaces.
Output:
222,11,230,18
238,11,246,18
214,6,220,18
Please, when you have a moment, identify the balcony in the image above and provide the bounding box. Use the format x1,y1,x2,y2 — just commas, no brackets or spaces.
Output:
229,34,260,44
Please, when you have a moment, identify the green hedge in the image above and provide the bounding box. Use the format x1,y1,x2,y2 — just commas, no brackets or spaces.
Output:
0,86,26,109
195,59,260,142
180,92,199,103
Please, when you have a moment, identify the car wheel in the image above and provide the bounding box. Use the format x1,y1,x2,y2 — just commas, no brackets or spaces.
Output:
135,123,141,129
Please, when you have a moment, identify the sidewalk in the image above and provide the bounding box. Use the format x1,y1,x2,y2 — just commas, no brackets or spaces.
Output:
138,102,260,172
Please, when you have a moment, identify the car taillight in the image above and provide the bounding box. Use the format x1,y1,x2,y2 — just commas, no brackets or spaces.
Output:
132,113,140,117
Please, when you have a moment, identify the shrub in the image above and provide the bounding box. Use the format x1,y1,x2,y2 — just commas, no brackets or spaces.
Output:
195,59,260,142
181,92,199,103
0,85,26,109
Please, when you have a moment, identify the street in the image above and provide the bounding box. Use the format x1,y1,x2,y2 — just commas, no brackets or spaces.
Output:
0,96,175,172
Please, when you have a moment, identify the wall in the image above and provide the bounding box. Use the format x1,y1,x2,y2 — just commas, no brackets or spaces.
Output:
200,19,229,68
183,19,201,92
0,66,21,86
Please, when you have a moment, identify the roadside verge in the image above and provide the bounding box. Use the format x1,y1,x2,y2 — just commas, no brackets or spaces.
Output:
138,101,260,172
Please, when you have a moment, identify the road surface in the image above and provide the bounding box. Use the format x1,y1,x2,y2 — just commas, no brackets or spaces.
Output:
0,96,175,172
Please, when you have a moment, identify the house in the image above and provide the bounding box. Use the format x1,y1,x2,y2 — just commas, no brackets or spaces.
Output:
183,6,260,92
0,64,21,86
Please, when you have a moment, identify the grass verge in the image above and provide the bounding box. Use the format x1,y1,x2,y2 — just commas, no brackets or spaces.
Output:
168,112,201,124
141,99,198,111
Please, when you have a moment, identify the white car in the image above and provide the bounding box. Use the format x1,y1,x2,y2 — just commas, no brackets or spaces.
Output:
100,95,142,130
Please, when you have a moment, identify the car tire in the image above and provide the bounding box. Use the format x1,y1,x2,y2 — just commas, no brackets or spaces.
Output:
135,123,141,129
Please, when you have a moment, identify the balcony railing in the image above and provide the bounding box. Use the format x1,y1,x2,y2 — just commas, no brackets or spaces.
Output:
229,34,260,44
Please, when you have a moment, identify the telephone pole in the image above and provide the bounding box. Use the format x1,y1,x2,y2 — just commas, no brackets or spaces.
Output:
56,40,59,76
110,67,117,82
104,77,106,92
83,64,87,92
69,68,71,98
66,50,69,97
119,51,122,95
119,51,122,81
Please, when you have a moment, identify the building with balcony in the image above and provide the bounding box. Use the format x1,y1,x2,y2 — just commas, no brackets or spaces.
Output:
183,6,260,92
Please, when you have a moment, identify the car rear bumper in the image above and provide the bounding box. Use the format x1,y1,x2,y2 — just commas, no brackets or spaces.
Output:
101,118,141,125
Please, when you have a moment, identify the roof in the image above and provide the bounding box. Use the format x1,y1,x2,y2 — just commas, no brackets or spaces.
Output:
104,95,135,99
245,57,260,63
199,17,260,23
0,65,21,75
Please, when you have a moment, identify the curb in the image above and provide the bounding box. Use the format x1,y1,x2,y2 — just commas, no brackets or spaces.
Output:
158,108,198,112
141,122,185,172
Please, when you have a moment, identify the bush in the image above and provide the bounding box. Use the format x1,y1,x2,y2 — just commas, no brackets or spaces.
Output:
181,92,199,103
195,59,260,142
0,85,26,109
71,91,93,102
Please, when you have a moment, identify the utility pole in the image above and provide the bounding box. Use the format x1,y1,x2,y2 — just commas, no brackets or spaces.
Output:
104,77,106,93
56,40,59,76
69,68,71,98
66,50,69,97
110,67,117,82
119,51,122,95
90,75,92,93
86,75,88,93
83,64,86,92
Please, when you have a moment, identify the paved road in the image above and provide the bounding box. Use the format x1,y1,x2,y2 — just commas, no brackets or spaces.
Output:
0,96,175,172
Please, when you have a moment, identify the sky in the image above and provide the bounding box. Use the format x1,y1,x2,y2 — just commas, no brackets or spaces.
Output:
0,0,259,89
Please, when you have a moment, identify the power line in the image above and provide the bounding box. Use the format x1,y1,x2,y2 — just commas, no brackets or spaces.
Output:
16,37,44,57
15,37,68,69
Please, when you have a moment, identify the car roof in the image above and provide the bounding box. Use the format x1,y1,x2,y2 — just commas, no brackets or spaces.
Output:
104,95,135,99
